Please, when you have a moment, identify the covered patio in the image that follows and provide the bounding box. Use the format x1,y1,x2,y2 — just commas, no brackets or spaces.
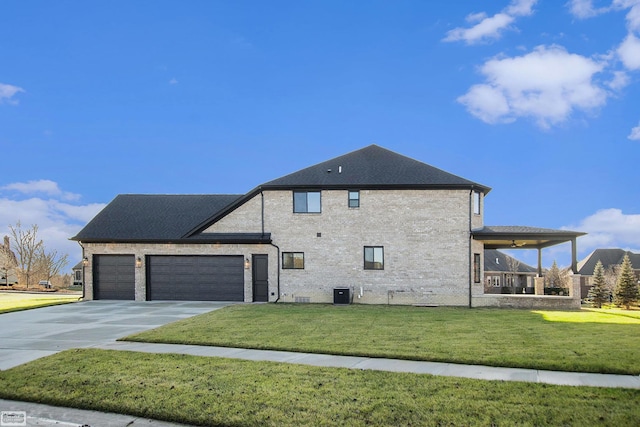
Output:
473,226,586,275
472,226,587,309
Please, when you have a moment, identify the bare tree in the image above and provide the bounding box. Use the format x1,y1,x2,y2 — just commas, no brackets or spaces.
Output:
603,265,621,296
505,256,521,294
38,246,69,286
9,222,44,288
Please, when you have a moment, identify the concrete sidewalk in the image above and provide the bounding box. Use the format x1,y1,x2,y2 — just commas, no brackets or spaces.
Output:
0,399,191,427
4,345,638,427
97,341,640,390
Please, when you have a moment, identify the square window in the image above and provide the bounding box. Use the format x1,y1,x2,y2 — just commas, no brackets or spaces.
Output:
293,191,321,213
364,246,384,270
283,252,305,269
348,190,360,208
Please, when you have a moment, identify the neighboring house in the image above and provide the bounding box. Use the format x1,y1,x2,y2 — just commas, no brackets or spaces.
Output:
576,249,640,298
483,250,537,295
0,236,19,286
71,261,84,287
72,145,585,308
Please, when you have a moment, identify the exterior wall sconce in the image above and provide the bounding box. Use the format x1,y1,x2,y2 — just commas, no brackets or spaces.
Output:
136,257,143,268
82,257,89,266
244,257,251,269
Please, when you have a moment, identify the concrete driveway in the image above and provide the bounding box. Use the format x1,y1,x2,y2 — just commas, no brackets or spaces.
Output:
0,300,233,370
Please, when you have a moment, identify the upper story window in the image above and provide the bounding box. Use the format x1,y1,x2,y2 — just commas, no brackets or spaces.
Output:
364,246,384,270
473,191,481,215
293,191,321,213
348,190,360,208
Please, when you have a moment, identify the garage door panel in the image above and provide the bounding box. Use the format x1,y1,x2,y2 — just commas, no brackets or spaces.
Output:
147,256,244,301
94,255,135,300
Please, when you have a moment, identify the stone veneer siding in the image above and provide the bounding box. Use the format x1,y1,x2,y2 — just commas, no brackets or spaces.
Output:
207,188,478,306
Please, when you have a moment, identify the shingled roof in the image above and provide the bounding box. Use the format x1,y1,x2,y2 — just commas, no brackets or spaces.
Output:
72,194,244,242
74,145,492,241
484,250,537,273
262,144,491,192
577,249,640,275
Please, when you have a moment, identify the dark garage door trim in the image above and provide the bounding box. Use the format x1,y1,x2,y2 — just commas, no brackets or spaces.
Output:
93,254,135,300
147,255,244,301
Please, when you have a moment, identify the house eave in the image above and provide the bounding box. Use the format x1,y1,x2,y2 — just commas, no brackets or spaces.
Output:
74,233,272,245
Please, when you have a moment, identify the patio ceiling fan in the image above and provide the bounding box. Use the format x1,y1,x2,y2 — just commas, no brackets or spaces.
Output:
510,240,525,248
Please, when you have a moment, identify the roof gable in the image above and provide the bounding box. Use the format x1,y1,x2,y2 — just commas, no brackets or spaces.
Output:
72,194,242,242
262,145,490,192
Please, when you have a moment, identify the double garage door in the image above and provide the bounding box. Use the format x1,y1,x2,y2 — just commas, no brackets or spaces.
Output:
93,255,244,301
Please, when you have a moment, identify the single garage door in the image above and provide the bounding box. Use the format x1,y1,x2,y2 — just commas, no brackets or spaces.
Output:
147,255,244,301
93,255,135,300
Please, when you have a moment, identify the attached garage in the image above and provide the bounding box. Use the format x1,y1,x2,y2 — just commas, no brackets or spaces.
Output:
93,255,135,300
146,255,244,301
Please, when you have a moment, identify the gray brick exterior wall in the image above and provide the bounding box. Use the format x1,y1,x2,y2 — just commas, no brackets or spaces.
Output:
206,188,478,306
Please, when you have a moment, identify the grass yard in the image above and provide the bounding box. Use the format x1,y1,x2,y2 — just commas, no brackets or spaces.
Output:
0,291,79,314
0,348,638,426
125,304,640,375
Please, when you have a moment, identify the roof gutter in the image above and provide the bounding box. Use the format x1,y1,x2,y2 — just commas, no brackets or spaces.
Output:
71,235,272,245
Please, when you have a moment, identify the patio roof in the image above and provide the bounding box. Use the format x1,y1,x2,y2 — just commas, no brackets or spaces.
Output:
472,226,587,274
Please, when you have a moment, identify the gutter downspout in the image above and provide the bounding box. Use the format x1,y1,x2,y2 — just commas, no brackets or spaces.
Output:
468,189,473,308
271,242,281,303
78,241,86,301
261,190,265,238
261,190,281,303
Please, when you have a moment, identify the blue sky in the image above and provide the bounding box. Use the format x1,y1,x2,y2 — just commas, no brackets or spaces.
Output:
1,0,639,270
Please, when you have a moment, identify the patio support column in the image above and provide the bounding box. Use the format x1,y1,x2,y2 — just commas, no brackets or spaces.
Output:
571,237,578,274
537,247,543,277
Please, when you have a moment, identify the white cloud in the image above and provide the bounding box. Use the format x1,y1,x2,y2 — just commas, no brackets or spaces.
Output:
628,121,640,139
570,0,640,27
567,0,611,19
457,84,513,124
613,0,640,31
607,70,630,89
443,0,537,44
0,83,24,104
458,45,607,127
505,0,538,16
617,33,640,69
1,179,81,201
0,182,106,270
169,78,178,85
565,208,640,253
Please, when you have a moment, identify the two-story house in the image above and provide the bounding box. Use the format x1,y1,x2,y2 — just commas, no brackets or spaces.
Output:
72,145,584,308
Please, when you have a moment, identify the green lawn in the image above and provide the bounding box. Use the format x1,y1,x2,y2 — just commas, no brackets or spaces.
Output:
0,348,638,426
125,304,640,375
0,292,79,314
